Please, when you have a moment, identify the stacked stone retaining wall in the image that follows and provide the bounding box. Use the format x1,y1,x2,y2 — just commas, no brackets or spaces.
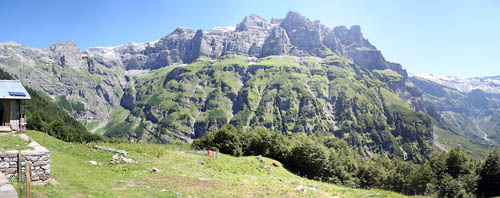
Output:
0,133,50,184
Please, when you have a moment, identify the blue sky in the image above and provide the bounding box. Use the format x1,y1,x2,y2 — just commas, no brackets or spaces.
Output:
1,0,499,77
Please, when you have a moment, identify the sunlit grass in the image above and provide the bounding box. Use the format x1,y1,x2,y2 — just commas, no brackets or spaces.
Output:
12,131,422,197
0,132,32,151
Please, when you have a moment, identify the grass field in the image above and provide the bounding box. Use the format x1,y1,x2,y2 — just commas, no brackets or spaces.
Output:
9,131,421,197
0,132,32,152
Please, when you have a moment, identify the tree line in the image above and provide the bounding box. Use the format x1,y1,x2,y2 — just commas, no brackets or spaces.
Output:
193,125,500,197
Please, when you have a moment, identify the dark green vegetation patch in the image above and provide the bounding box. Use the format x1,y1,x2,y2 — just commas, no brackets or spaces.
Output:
114,55,432,163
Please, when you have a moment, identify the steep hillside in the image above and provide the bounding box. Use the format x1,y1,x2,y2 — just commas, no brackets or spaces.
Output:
409,73,500,156
0,68,102,142
0,40,127,128
0,12,432,161
120,55,432,162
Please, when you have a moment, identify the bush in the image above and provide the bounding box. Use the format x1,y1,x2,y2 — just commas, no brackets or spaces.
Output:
287,134,329,180
212,126,242,156
27,112,43,131
356,159,385,189
192,125,243,156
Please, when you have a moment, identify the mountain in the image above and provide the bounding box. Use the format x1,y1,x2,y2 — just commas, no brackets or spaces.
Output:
0,12,432,162
409,73,500,156
0,68,103,142
410,73,500,94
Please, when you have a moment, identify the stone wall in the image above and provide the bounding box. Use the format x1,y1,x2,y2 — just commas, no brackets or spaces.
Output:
0,133,50,184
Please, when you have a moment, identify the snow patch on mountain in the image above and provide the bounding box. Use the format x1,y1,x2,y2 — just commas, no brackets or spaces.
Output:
409,72,500,93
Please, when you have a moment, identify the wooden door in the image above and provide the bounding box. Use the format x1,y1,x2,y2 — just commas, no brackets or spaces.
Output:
1,100,10,126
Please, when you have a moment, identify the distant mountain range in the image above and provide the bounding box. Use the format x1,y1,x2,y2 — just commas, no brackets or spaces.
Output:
6,11,496,161
409,73,500,156
410,73,500,94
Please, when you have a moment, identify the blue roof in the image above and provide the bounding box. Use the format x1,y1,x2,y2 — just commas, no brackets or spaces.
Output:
0,80,31,99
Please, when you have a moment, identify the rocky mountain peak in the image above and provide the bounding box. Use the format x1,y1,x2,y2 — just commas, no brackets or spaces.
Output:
47,40,80,53
235,14,272,32
172,26,195,34
280,11,316,32
46,40,82,69
347,25,365,45
278,11,324,52
333,25,369,48
261,26,291,56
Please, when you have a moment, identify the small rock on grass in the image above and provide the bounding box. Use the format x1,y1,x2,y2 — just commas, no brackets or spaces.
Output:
88,161,97,166
161,189,182,196
110,154,136,164
120,156,136,163
49,178,60,186
197,177,211,182
296,185,304,192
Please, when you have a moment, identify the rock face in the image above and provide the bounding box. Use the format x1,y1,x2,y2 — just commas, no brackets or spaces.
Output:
261,26,291,56
0,12,432,161
0,41,127,126
280,11,324,52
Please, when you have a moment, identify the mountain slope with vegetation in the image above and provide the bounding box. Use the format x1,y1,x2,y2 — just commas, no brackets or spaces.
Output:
409,74,500,157
0,12,432,161
0,68,103,142
123,54,432,162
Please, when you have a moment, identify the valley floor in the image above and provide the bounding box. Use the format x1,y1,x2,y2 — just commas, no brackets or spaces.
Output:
10,131,421,197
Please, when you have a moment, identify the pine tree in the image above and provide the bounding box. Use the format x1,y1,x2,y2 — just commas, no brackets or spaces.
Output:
477,149,500,197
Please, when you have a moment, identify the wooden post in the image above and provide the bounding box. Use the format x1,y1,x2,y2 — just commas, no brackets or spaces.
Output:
17,148,21,181
26,161,31,198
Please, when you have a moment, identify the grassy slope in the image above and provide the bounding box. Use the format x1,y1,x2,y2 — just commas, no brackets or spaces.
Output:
99,106,132,135
10,131,418,198
0,133,32,151
433,126,491,158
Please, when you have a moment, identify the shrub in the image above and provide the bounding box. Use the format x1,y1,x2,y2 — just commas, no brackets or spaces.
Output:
192,125,243,156
287,134,329,180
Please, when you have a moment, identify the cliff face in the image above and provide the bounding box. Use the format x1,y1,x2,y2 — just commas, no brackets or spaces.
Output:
0,41,127,125
0,12,432,162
